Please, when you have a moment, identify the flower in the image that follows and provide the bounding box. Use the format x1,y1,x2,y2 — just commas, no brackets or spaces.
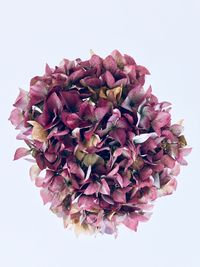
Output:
9,50,191,236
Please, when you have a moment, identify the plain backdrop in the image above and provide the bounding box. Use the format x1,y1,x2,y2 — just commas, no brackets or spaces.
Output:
0,0,199,266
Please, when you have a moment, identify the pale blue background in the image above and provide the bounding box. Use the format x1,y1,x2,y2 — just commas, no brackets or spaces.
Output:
0,0,199,266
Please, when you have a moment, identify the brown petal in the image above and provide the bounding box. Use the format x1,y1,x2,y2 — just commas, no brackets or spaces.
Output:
28,121,48,142
106,85,122,102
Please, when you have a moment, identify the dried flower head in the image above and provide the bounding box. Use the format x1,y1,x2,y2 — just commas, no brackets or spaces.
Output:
9,50,191,236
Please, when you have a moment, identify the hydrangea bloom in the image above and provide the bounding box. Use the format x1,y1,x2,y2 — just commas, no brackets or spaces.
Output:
9,50,191,236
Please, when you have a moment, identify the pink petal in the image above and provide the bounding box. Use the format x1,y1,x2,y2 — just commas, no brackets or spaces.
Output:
158,178,177,197
103,55,117,73
81,77,102,88
110,128,126,146
84,182,100,195
8,108,23,128
139,167,153,180
69,69,86,81
170,124,184,136
123,212,150,231
14,147,30,160
89,54,103,77
99,179,110,195
151,112,171,135
29,81,48,106
61,112,80,129
112,189,126,203
101,194,114,205
13,89,29,110
115,174,124,188
111,50,126,68
29,164,41,182
104,70,115,88
40,188,54,205
161,154,175,169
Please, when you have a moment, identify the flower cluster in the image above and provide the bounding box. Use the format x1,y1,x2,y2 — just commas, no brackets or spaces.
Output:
9,50,191,236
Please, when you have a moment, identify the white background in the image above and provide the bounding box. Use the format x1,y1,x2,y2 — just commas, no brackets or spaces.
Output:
0,1,199,266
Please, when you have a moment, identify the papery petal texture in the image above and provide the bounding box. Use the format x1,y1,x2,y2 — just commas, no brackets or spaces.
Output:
9,50,191,236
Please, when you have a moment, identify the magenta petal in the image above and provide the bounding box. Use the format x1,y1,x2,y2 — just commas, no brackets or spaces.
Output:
61,112,80,129
170,124,184,136
104,70,115,88
151,112,171,135
161,154,175,169
89,54,103,77
78,195,98,210
136,65,150,75
47,92,63,112
29,81,48,106
13,89,29,110
123,212,150,231
68,161,85,180
112,189,126,203
45,63,53,75
115,174,124,188
61,90,81,112
69,69,86,81
123,214,138,231
111,50,126,68
101,194,114,205
110,128,126,146
84,182,100,195
95,105,110,121
14,147,30,160
124,54,136,65
103,55,117,73
99,179,110,195
81,77,102,88
139,167,153,180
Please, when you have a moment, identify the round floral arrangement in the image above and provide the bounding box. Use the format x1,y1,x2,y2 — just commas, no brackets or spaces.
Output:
9,50,191,236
